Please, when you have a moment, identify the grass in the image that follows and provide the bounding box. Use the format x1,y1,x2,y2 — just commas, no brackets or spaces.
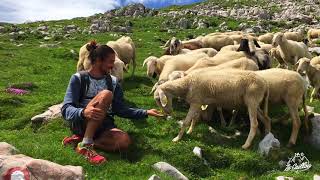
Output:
1,7,320,180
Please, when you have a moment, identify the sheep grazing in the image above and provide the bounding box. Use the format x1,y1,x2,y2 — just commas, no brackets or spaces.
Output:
168,57,259,81
284,29,305,42
307,28,320,44
163,37,203,55
106,36,136,76
77,42,127,82
154,70,269,149
258,33,274,44
297,57,320,102
143,55,176,78
151,53,209,92
255,68,309,146
202,34,235,50
272,32,312,69
269,47,286,68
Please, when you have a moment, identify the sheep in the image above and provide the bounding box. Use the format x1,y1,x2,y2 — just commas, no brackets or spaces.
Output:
151,53,209,92
202,34,235,50
143,55,177,78
154,69,269,149
297,57,320,102
258,33,274,44
168,57,259,81
284,29,305,42
77,42,127,82
307,28,320,44
186,48,218,57
185,39,271,73
269,47,286,68
272,32,312,69
106,36,136,76
168,57,259,127
254,68,309,146
163,37,203,55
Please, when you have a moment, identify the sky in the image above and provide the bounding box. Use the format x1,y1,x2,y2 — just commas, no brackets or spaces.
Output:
0,0,204,24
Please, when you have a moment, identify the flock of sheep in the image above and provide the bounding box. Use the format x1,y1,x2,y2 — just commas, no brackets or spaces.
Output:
77,27,320,150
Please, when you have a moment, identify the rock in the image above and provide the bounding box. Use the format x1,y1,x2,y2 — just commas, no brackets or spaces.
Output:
31,103,63,123
0,26,5,33
0,142,84,179
37,26,48,31
0,142,18,155
148,174,161,180
177,18,191,29
39,43,59,48
276,176,294,180
314,174,320,180
258,132,280,156
153,162,188,180
308,113,320,149
192,146,202,159
43,36,51,41
309,47,320,55
64,25,77,31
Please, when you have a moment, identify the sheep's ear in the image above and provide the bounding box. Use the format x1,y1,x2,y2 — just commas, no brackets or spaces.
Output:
158,89,168,107
142,58,149,67
201,105,208,111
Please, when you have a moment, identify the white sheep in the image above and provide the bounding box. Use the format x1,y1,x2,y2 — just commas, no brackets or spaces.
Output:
269,47,286,68
163,37,203,55
168,57,259,81
186,48,218,57
151,53,209,92
154,69,269,149
77,42,127,82
202,34,235,50
284,30,305,42
272,32,312,69
255,68,309,146
307,28,320,44
258,33,274,44
297,57,320,102
106,36,136,76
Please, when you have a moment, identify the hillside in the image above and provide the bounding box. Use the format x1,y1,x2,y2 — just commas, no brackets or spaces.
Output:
0,0,320,179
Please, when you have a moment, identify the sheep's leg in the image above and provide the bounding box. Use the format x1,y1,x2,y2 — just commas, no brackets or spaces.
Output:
287,105,301,147
310,85,320,103
217,107,227,127
228,110,238,127
172,105,199,142
187,118,198,135
257,108,271,134
242,106,258,150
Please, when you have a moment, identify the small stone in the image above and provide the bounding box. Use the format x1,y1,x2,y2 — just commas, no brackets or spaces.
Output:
148,174,161,180
153,162,188,180
258,132,280,156
193,146,202,158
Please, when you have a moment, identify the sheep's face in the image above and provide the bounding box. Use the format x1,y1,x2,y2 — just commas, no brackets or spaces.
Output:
143,56,158,78
296,58,310,75
255,49,272,70
272,33,284,47
169,38,182,55
111,59,126,82
154,88,173,115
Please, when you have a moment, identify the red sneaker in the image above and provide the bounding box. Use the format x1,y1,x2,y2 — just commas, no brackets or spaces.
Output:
75,143,106,165
62,135,83,148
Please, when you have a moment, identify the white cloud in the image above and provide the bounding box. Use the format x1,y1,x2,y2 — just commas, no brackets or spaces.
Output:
0,0,202,23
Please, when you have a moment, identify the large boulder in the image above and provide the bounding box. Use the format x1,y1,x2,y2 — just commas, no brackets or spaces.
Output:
0,142,84,180
153,162,188,180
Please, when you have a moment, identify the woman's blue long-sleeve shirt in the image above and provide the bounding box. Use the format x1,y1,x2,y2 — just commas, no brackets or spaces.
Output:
61,73,148,124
